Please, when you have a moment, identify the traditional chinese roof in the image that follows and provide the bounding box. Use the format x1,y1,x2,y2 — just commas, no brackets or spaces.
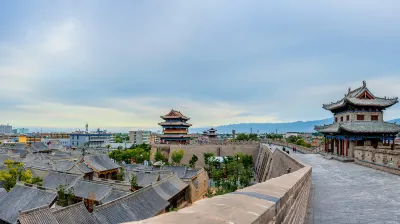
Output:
322,81,398,111
19,206,59,224
159,134,192,138
125,171,161,188
0,185,57,224
42,171,81,190
92,186,169,224
315,121,400,134
31,142,52,153
53,202,98,224
72,180,113,202
152,174,188,201
158,122,192,127
161,109,190,120
83,155,120,172
0,188,7,201
100,189,130,204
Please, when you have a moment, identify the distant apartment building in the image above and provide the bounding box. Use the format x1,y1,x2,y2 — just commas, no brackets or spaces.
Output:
129,130,151,145
0,125,12,134
70,130,112,148
42,138,70,146
12,128,29,134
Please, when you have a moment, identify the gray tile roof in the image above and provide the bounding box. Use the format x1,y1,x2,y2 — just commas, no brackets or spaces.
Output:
125,171,160,188
42,171,81,190
152,174,188,201
0,185,57,224
19,206,59,224
322,84,398,110
93,186,169,224
76,163,93,174
0,188,7,201
53,202,98,224
316,121,400,134
72,180,113,202
83,155,120,172
100,190,130,204
31,142,51,153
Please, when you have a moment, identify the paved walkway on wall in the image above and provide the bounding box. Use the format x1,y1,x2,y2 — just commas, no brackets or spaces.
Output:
271,145,400,224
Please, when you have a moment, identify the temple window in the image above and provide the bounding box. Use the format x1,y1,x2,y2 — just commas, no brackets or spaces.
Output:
335,117,338,123
340,117,343,122
371,115,379,121
357,115,365,121
346,115,350,121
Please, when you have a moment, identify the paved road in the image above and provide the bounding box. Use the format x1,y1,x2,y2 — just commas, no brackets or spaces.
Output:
271,145,400,224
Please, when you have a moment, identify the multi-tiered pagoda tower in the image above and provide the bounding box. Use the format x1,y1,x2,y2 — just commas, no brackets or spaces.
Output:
315,81,400,158
207,128,218,139
159,109,192,144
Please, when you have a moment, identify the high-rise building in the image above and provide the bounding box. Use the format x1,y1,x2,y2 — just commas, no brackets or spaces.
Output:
129,130,151,145
12,128,29,134
0,125,12,134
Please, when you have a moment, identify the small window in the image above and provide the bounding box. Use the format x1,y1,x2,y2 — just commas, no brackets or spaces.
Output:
340,117,343,122
357,115,365,121
346,115,350,121
335,117,338,123
371,115,379,121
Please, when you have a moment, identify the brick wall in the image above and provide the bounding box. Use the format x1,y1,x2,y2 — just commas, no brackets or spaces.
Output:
127,143,312,224
354,146,400,175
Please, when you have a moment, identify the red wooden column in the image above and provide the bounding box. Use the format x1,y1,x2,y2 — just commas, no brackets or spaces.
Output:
325,137,328,152
331,139,334,153
346,138,349,157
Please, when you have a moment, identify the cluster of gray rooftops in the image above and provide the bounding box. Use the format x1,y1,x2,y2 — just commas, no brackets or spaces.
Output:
0,144,203,224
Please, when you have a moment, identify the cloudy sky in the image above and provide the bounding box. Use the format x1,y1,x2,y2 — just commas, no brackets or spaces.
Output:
1,1,400,131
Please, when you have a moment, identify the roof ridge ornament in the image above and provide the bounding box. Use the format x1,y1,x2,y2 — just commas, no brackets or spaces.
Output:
362,80,366,87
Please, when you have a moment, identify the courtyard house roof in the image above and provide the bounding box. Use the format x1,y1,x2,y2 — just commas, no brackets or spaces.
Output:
31,143,51,153
93,186,169,224
83,155,120,172
19,206,59,224
152,174,188,201
53,202,98,224
0,185,57,224
100,189,130,204
42,171,81,190
72,180,113,202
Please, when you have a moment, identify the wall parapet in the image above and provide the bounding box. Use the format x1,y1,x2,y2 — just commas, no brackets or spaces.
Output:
128,143,312,224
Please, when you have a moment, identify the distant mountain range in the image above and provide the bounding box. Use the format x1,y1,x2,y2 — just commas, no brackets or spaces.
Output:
192,118,400,134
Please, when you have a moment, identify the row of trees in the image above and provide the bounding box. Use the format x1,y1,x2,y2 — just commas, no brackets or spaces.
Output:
108,144,151,164
235,133,259,141
0,160,43,192
286,136,312,148
204,152,254,197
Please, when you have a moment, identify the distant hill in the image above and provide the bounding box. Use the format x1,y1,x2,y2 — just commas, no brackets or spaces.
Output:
192,118,400,134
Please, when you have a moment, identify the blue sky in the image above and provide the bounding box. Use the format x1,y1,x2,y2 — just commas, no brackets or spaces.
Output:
1,1,400,131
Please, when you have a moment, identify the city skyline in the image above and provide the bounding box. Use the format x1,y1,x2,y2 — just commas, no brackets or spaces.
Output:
1,1,400,128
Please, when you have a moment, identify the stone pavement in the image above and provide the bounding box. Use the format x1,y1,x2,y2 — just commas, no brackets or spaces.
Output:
269,145,400,224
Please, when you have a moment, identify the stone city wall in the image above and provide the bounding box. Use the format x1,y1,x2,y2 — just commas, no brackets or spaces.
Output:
151,143,260,168
354,145,400,175
264,140,317,154
128,143,312,224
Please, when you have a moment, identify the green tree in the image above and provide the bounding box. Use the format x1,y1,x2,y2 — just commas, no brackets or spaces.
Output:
0,160,37,192
155,151,168,163
106,144,111,153
248,133,259,141
130,173,138,189
236,133,249,141
188,154,198,168
203,152,215,166
56,184,76,207
171,149,184,166
117,145,123,150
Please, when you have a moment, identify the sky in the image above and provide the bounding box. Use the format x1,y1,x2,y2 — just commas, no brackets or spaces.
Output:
1,1,400,132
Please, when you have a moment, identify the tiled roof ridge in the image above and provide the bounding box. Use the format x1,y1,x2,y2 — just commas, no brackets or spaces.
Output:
94,185,155,210
52,201,85,214
18,205,49,215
